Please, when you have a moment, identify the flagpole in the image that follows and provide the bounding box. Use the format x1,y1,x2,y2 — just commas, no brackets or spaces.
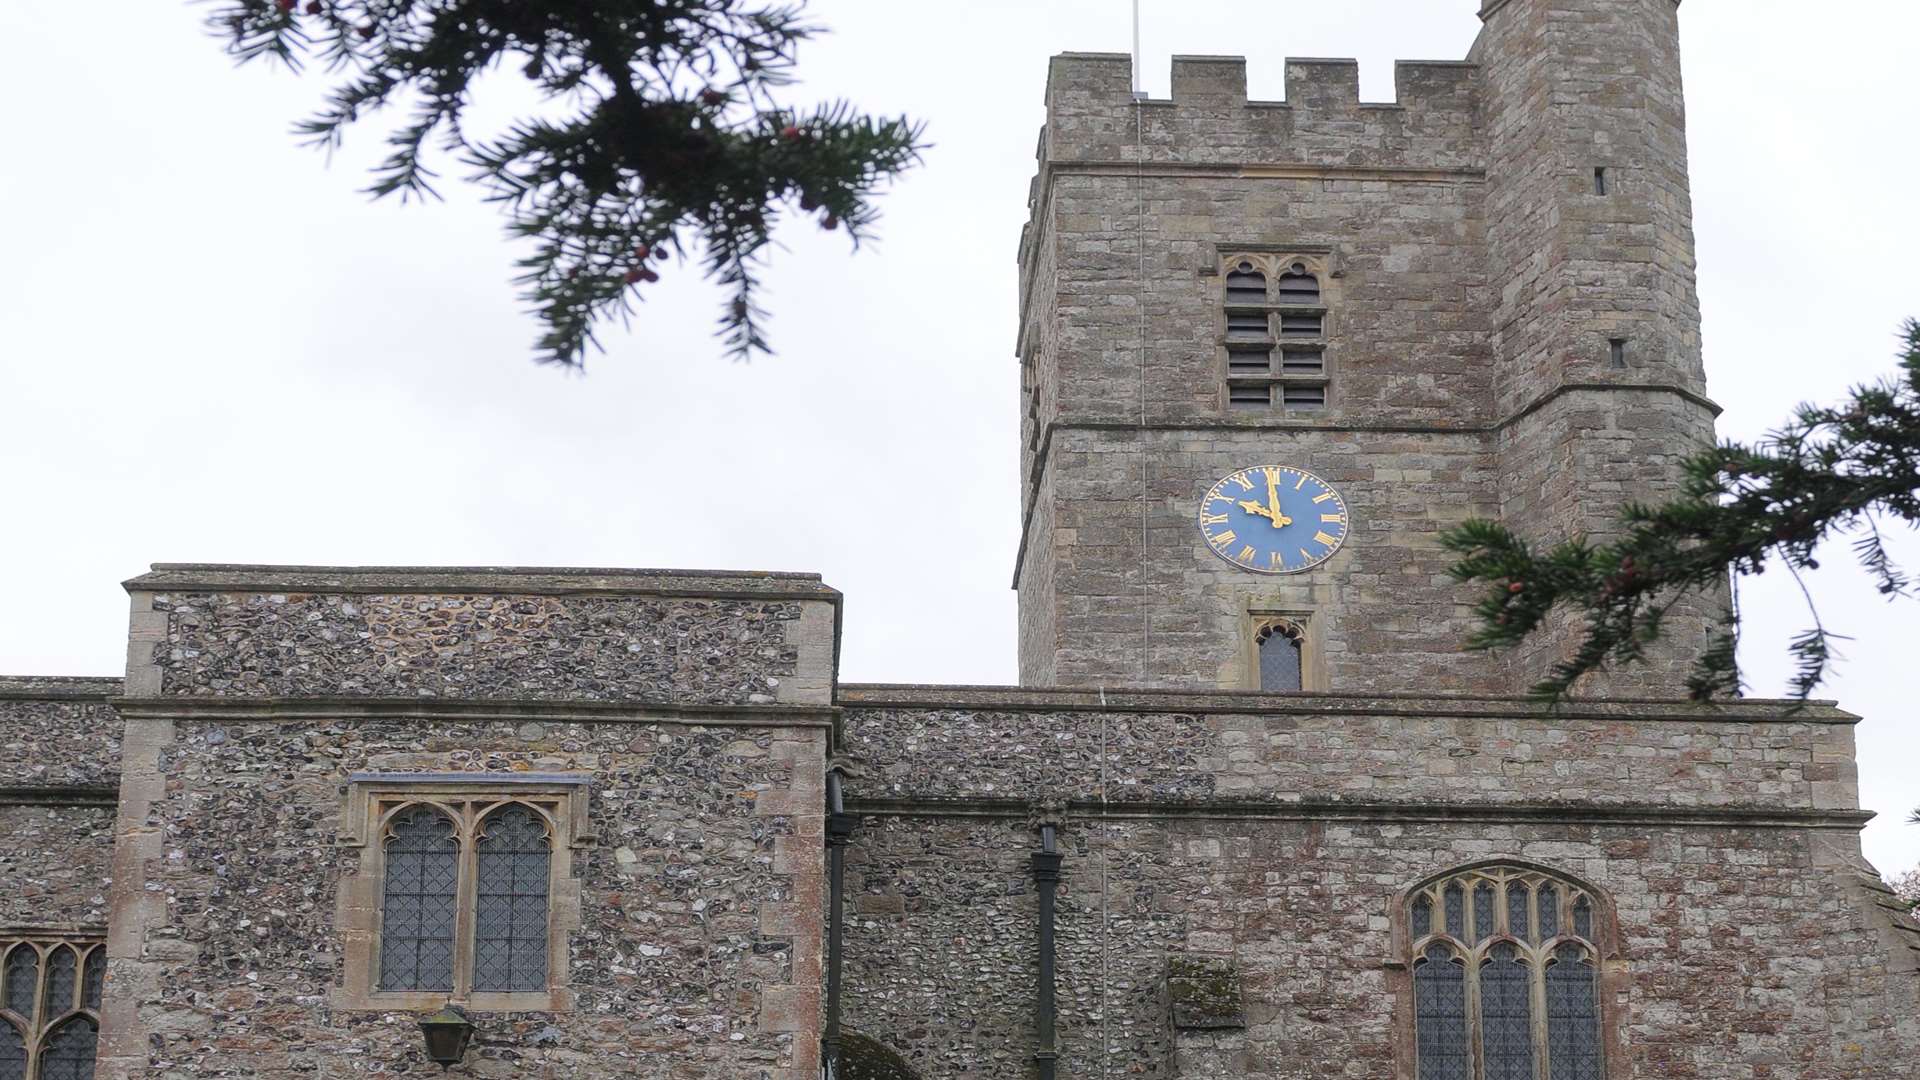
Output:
1131,0,1143,97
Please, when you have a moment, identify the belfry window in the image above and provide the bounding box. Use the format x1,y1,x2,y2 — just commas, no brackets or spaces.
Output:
1221,254,1330,413
1255,620,1305,692
0,936,104,1080
1406,866,1605,1080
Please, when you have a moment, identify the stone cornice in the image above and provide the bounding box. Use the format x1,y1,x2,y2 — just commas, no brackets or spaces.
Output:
836,683,1858,725
109,695,839,728
0,676,122,701
843,795,1869,831
123,563,841,604
0,784,118,807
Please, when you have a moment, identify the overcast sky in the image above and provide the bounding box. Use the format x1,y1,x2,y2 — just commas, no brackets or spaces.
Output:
1,1,1914,874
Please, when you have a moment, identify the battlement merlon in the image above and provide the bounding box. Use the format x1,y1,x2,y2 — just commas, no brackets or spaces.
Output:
1036,53,1482,173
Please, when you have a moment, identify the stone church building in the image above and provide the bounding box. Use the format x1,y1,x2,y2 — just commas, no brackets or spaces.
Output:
4,1,1917,1078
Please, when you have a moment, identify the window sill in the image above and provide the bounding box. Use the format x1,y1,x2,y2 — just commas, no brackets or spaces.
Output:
333,987,574,1013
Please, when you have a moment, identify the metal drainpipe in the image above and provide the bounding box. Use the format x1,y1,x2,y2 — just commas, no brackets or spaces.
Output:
1032,823,1063,1080
822,771,858,1080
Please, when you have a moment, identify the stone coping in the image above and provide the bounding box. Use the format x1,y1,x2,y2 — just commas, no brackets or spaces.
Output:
835,683,1859,724
0,676,122,701
841,794,1875,830
110,695,839,727
124,563,841,601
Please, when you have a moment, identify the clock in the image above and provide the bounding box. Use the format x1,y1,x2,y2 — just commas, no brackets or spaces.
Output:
1198,465,1351,574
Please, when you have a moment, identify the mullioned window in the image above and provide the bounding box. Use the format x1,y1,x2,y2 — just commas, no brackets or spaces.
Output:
1406,865,1606,1080
0,936,104,1080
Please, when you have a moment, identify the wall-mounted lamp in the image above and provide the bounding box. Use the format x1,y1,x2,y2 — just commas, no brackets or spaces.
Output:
417,1005,475,1070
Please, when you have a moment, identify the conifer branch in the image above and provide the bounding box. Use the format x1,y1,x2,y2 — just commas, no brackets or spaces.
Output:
205,0,928,367
1445,319,1920,702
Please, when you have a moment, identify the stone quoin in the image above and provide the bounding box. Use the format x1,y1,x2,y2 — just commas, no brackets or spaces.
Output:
3,2,1917,1079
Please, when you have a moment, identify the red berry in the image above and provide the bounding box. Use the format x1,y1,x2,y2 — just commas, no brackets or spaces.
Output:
1508,582,1524,594
358,23,375,38
798,194,819,212
305,1,323,13
638,268,660,283
276,0,296,12
633,243,652,260
821,214,839,231
623,269,643,285
701,89,727,107
780,125,802,141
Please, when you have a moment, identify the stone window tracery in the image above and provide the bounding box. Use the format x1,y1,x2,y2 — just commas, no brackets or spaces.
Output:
1404,866,1606,1080
1255,620,1305,692
0,937,104,1080
1219,253,1330,413
337,776,589,1012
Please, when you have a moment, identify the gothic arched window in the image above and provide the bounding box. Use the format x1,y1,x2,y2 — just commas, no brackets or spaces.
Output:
1255,621,1305,692
1405,865,1605,1080
1222,254,1329,412
370,795,569,1003
0,937,105,1080
473,804,553,993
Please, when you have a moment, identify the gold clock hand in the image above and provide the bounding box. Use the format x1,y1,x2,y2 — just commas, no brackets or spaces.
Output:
1238,499,1287,528
1266,472,1293,528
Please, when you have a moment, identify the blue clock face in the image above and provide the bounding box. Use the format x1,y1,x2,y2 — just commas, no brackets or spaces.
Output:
1198,465,1351,574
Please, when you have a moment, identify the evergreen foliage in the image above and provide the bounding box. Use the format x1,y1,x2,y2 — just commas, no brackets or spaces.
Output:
206,0,927,366
1445,320,1920,702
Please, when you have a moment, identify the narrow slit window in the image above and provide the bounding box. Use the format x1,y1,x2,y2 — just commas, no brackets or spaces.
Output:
1593,167,1609,195
1282,384,1326,410
1225,264,1267,305
1608,338,1627,368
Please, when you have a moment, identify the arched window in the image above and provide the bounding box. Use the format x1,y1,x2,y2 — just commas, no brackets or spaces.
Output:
1405,866,1605,1080
1222,254,1329,412
379,806,460,992
1255,621,1304,692
38,1018,96,1080
369,796,567,1002
473,804,552,993
0,938,105,1080
834,1031,922,1080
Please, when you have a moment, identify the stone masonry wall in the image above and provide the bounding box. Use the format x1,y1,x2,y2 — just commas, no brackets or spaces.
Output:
98,567,840,1080
105,715,824,1080
834,689,1920,1078
1017,52,1504,690
0,678,121,930
1474,0,1721,692
147,591,802,703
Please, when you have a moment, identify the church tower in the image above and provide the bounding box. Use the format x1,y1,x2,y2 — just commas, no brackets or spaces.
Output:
1014,0,1719,694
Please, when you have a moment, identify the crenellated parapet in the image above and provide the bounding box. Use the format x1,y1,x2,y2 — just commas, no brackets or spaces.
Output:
1037,53,1483,173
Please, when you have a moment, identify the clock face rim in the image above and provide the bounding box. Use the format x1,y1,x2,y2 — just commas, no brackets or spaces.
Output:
1196,465,1351,576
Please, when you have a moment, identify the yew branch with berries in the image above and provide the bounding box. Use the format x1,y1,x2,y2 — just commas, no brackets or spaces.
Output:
211,0,926,365
1444,319,1920,703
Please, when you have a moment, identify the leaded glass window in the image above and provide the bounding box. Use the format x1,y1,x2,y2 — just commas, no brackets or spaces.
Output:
473,806,552,993
1256,621,1304,692
0,937,105,1080
379,807,459,991
1546,946,1603,1080
1414,945,1469,1080
37,1021,94,1080
366,795,568,1003
1404,866,1605,1080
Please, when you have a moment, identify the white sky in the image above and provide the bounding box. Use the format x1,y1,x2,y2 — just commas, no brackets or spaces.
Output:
1,1,1914,874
